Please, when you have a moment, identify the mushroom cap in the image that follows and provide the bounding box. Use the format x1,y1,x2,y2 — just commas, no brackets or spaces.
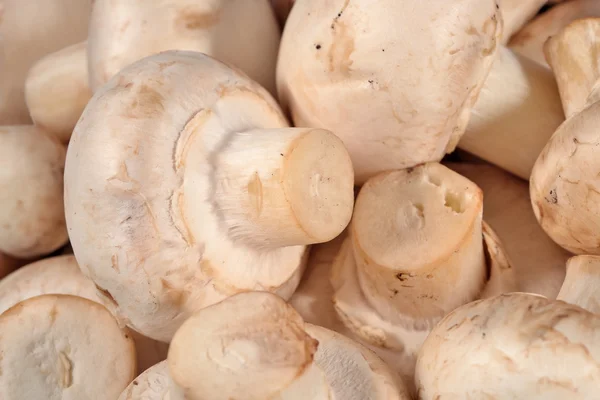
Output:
65,50,307,341
0,255,169,374
0,294,136,400
0,0,92,125
25,41,91,142
277,0,501,183
118,361,169,400
88,0,280,94
0,125,67,258
530,100,600,255
415,293,600,399
498,0,546,41
168,291,318,400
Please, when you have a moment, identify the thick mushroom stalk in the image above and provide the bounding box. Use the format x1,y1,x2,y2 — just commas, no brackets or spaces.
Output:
64,50,354,342
530,19,600,255
88,0,280,94
499,0,547,42
168,291,409,400
0,255,169,374
330,163,516,384
557,255,600,313
509,0,600,66
448,162,570,298
458,47,565,179
415,293,600,399
277,0,502,183
0,126,67,258
0,294,136,400
118,361,170,400
25,41,91,142
0,0,92,125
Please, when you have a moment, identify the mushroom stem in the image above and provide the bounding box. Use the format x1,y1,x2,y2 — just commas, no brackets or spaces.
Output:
350,163,486,327
499,0,547,43
25,41,91,142
544,18,600,118
214,127,354,249
460,47,565,179
557,255,600,313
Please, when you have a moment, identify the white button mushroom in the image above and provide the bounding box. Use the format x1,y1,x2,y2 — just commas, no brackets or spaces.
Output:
64,50,355,342
167,291,410,400
448,162,571,298
25,41,91,143
88,0,280,95
557,255,600,313
510,0,600,66
415,292,600,399
0,126,68,258
0,255,169,374
277,0,502,183
0,294,136,400
118,361,170,400
530,18,600,255
0,0,92,125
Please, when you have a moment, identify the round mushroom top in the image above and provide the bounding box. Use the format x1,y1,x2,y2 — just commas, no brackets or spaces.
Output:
277,0,502,182
118,361,170,400
168,291,317,400
88,0,280,94
415,293,600,399
0,294,136,400
530,100,600,255
64,50,305,341
353,163,483,270
0,125,67,258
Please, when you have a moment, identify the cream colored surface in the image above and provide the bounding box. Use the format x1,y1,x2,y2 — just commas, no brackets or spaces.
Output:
510,0,600,66
118,361,170,400
277,0,501,183
0,126,67,258
0,0,92,125
25,41,91,142
65,51,353,342
499,0,547,42
557,255,600,313
416,293,600,399
88,0,280,94
0,255,169,374
449,162,570,298
0,294,136,400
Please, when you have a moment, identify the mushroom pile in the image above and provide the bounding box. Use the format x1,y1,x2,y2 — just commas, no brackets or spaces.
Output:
2,0,600,399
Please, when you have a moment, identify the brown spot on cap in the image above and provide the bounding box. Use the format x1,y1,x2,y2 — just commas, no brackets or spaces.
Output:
178,8,220,30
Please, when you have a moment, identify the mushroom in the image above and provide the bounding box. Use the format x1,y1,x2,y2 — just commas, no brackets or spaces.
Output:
509,0,600,66
25,41,91,143
276,0,502,183
415,292,600,399
0,255,169,373
0,294,136,399
118,361,169,400
168,291,410,399
0,0,92,125
530,18,600,255
448,162,570,298
88,0,280,95
457,46,565,179
64,50,355,342
0,125,67,258
330,163,516,383
499,0,547,42
557,255,600,313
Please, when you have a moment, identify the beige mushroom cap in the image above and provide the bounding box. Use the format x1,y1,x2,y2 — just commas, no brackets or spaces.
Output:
0,294,136,400
0,126,67,258
0,0,92,125
0,255,169,373
415,292,600,399
168,291,409,400
499,0,546,42
88,0,280,94
277,0,501,183
118,361,170,400
25,41,91,142
65,50,353,341
530,101,600,255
